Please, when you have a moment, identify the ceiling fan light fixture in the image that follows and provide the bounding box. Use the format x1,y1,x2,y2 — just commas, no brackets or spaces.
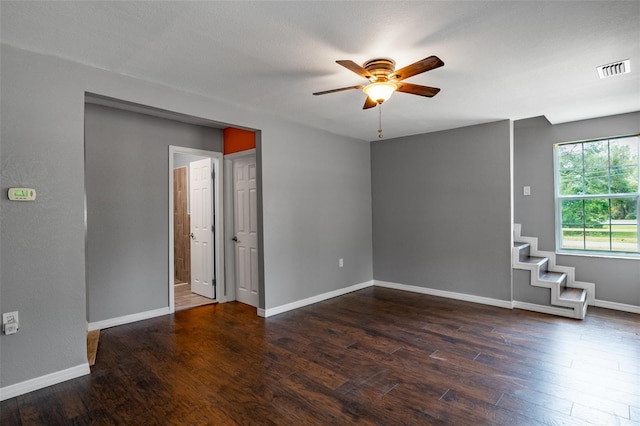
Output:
363,81,397,104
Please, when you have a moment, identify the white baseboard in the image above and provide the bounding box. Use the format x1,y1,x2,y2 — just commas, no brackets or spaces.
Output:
88,307,171,331
513,299,640,316
263,281,374,317
257,308,266,317
373,280,513,309
0,363,90,401
512,301,577,319
594,299,640,314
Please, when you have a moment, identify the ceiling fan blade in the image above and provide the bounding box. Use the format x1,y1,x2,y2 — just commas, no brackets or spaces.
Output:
396,83,440,97
313,85,364,96
391,56,444,81
363,97,378,109
336,60,373,79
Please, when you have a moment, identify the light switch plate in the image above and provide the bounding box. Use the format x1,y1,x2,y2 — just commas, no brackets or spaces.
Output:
523,186,531,196
2,311,19,335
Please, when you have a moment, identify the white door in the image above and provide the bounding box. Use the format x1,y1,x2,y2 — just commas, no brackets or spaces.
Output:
233,156,259,307
190,158,215,299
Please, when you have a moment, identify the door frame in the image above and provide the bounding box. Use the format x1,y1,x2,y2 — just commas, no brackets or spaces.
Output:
169,146,225,313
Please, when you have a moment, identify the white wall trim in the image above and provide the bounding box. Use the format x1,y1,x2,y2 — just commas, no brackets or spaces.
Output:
263,281,374,317
87,307,170,331
594,299,640,315
0,363,90,401
512,301,578,319
374,280,514,309
257,308,266,317
372,280,639,317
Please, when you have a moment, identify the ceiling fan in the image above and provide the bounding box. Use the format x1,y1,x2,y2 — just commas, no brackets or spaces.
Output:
313,56,444,109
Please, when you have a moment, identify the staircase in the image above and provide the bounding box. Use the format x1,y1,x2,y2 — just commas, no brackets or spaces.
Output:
512,224,595,319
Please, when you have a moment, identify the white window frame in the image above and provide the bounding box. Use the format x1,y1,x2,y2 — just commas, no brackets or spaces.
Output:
553,134,640,259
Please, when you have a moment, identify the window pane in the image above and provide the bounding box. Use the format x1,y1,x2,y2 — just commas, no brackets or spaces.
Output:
611,137,639,167
583,198,610,250
557,144,584,196
610,137,639,193
582,140,609,194
559,170,583,195
610,165,638,193
610,198,638,252
561,199,585,249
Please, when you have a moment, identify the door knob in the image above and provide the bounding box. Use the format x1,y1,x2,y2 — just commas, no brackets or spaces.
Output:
190,233,195,239
232,236,239,242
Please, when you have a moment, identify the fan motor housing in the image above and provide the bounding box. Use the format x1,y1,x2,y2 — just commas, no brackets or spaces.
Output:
363,58,396,80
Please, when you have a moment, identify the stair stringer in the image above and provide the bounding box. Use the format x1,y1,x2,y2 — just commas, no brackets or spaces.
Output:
513,224,595,319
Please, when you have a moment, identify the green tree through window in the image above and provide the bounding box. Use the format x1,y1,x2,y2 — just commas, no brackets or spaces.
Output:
554,135,639,255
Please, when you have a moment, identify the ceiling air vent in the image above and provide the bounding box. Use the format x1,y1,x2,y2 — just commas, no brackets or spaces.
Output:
597,59,631,79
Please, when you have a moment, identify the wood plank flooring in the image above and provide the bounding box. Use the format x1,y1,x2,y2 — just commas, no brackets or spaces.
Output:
2,287,639,425
174,282,216,311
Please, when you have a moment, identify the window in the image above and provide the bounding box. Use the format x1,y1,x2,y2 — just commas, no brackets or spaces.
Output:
554,135,639,257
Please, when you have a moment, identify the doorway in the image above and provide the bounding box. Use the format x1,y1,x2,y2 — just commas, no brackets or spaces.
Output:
85,94,263,325
169,146,224,313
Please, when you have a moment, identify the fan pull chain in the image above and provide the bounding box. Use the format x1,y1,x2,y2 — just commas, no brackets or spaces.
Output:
378,103,384,139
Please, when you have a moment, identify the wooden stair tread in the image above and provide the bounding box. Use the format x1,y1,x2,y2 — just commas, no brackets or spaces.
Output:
559,287,587,303
519,256,546,265
539,271,565,283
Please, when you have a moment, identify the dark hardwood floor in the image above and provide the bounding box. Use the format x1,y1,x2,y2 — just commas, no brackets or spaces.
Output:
2,287,639,425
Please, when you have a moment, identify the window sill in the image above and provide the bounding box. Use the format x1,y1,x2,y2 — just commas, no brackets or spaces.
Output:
556,250,640,261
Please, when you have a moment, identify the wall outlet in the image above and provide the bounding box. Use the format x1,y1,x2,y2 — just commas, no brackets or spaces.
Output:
3,311,19,335
339,258,344,268
523,186,531,196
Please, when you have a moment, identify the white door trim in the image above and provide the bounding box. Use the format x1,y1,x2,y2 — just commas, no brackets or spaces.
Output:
169,146,224,313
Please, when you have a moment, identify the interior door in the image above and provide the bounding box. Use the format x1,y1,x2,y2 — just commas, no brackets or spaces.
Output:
190,158,215,299
233,156,259,307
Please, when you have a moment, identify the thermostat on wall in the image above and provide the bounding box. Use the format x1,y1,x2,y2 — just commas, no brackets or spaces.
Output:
8,188,36,201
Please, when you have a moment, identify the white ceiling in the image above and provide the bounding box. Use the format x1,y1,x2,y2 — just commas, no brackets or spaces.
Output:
1,1,638,140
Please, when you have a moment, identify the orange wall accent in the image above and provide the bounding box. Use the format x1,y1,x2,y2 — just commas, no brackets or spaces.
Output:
223,127,256,155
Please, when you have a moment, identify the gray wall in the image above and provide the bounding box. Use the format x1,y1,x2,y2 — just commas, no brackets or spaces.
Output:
85,104,222,322
174,153,209,169
1,45,373,389
514,113,640,307
371,120,513,301
1,45,88,386
260,121,373,308
513,269,550,305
